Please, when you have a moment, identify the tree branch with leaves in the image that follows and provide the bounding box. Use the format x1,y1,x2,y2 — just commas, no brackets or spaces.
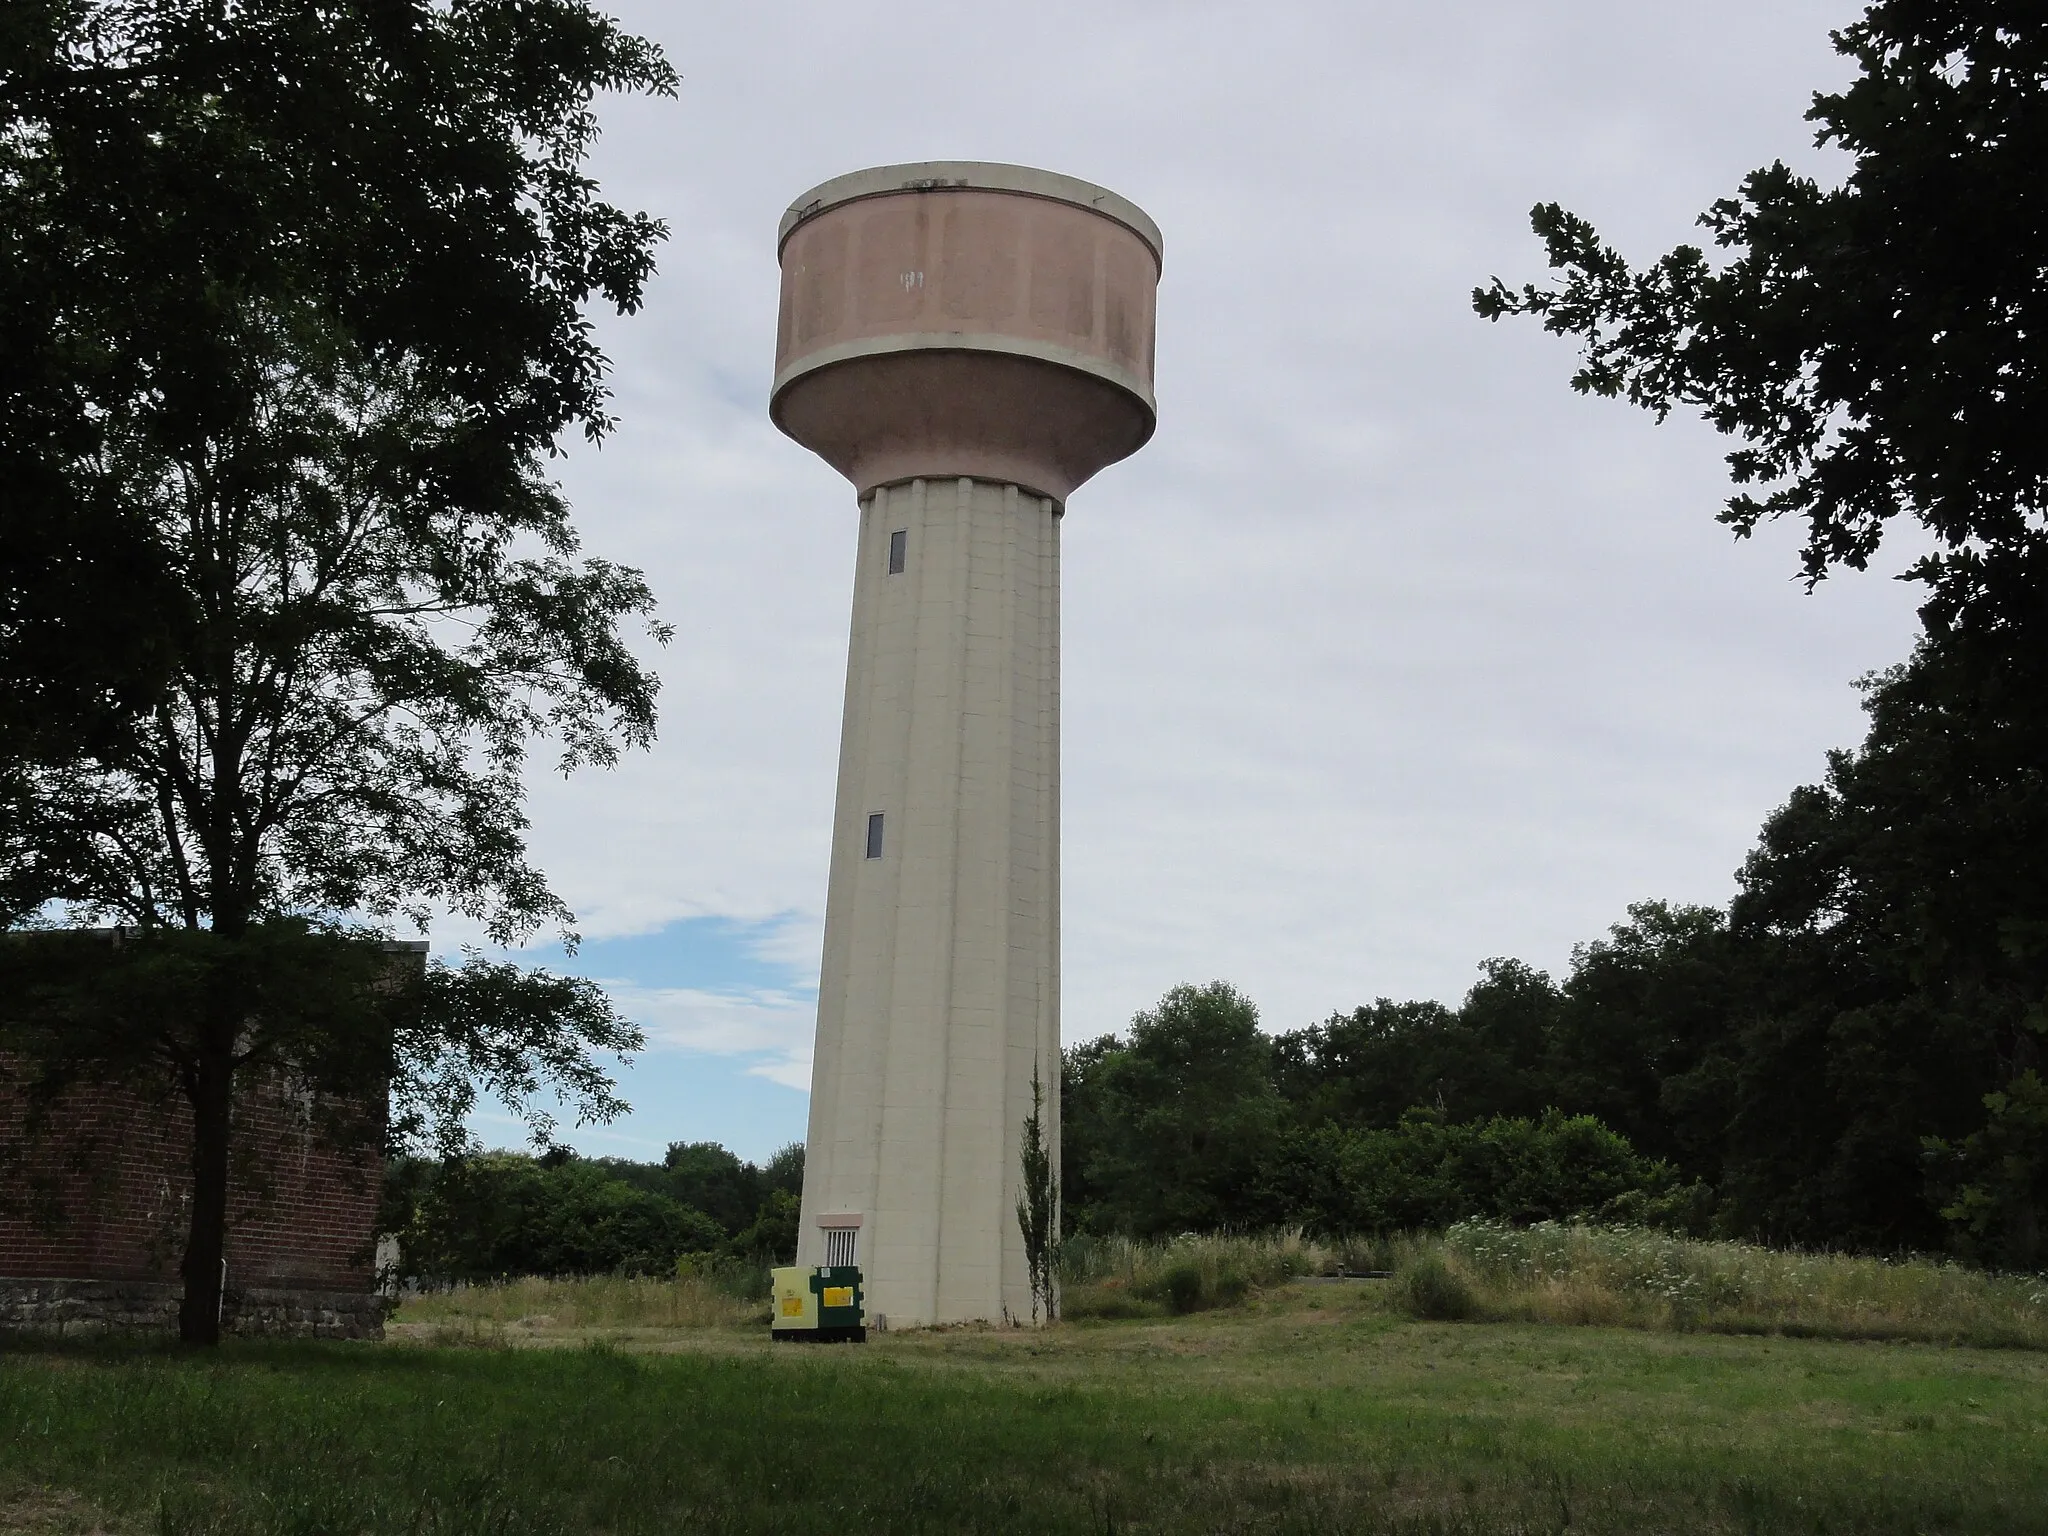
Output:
0,0,678,1343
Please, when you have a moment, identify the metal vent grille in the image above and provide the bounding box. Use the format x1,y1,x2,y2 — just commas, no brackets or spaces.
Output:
822,1227,857,1268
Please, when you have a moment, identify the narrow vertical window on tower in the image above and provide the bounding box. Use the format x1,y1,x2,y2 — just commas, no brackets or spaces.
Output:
865,813,885,859
823,1227,857,1268
888,529,907,574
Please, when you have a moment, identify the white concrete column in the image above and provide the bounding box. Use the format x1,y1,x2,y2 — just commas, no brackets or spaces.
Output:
797,476,1061,1326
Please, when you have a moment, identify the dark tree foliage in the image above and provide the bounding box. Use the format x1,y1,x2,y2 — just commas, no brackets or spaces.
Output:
1063,979,1692,1243
1475,1,2048,625
0,0,677,1342
1465,1,2048,1266
1066,983,1282,1238
1543,903,1749,1179
386,1152,725,1285
587,1139,805,1238
383,1141,808,1281
1016,1061,1058,1323
1725,622,2048,1259
1273,960,1562,1133
1256,1109,1693,1237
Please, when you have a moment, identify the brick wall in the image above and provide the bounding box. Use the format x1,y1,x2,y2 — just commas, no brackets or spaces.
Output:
0,1063,383,1292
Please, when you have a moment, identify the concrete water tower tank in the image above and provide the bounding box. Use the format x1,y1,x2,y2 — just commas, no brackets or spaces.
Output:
772,162,1162,1326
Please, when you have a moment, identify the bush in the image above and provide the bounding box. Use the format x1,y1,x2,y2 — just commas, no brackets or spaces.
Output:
388,1153,726,1284
1153,1261,1205,1314
1257,1108,1679,1235
1400,1253,1477,1321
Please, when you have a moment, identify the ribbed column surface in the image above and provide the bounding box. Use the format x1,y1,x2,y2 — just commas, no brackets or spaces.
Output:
797,476,1061,1327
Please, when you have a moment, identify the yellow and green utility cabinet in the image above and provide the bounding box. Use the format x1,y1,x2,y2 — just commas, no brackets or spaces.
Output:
770,1265,866,1342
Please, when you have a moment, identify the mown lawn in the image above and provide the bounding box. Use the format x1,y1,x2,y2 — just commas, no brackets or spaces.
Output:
4,1282,2046,1534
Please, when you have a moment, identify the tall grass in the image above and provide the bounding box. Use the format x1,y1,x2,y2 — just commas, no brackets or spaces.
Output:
1438,1219,2048,1348
1059,1228,1392,1317
1058,1222,2047,1347
389,1225,2048,1350
393,1271,765,1334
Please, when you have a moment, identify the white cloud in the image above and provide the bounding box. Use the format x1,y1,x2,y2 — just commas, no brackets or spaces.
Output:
491,0,1917,1075
604,983,816,1093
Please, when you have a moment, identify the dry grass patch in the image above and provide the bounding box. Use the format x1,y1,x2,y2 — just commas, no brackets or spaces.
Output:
0,1489,127,1535
392,1272,764,1335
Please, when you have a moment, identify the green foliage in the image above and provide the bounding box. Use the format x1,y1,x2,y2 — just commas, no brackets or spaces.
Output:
1273,962,1559,1131
386,1152,723,1284
1927,1071,2048,1270
1064,976,1683,1245
1465,5,2048,1265
649,1141,764,1234
1258,1108,1683,1236
1473,2,2048,620
0,0,675,1342
385,1141,807,1281
729,1189,800,1266
1457,3,2048,1263
1064,981,1282,1236
1718,627,2048,1254
1399,1253,1476,1321
1149,1260,1206,1314
1259,904,1744,1189
1015,1061,1059,1323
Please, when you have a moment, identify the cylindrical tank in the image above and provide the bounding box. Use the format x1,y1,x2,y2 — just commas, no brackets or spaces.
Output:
772,162,1161,502
775,163,1161,1328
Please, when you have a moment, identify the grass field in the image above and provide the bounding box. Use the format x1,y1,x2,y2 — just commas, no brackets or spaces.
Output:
5,1271,2048,1534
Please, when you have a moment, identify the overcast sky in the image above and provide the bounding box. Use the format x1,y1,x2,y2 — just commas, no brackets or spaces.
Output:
466,0,1926,1162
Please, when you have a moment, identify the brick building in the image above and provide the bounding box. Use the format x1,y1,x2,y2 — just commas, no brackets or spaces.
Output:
0,936,424,1338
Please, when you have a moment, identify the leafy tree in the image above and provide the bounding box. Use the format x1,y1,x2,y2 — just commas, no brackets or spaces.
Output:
1272,962,1565,1132
1271,999,1462,1130
1545,902,1747,1180
1072,983,1282,1237
388,1152,723,1284
1058,1032,1122,1236
762,1141,806,1201
0,0,676,1343
1474,1,2048,626
650,1141,764,1236
1258,1108,1684,1236
1722,625,2048,1253
1926,1071,2048,1269
730,1188,800,1265
1016,1062,1058,1323
1475,1,2048,1259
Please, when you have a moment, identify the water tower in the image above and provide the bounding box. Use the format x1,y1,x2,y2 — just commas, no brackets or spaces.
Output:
772,162,1162,1326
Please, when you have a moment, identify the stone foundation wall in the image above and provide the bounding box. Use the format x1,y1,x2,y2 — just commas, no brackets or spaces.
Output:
0,1278,389,1340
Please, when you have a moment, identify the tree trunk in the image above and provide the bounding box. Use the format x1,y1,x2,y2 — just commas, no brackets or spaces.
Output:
178,1032,236,1345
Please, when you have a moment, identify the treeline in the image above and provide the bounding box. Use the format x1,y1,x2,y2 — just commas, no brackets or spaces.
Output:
1067,626,2048,1270
381,1141,803,1284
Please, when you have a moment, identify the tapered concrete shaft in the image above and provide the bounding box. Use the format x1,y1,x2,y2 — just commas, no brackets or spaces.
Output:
801,477,1059,1324
773,163,1160,1326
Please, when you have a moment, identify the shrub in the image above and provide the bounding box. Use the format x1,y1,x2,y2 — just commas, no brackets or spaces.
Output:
1258,1109,1678,1235
1400,1253,1476,1321
388,1153,725,1284
1153,1261,1205,1314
